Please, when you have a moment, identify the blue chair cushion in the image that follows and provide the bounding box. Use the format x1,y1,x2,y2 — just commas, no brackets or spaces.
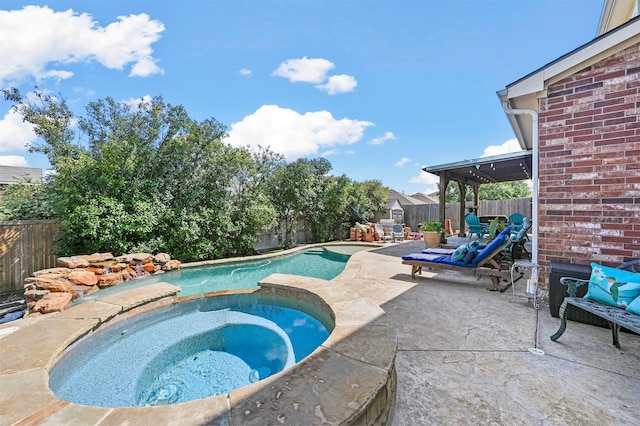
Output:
421,248,455,255
471,227,511,266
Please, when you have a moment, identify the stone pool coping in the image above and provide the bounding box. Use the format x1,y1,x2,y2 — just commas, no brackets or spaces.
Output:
0,269,397,424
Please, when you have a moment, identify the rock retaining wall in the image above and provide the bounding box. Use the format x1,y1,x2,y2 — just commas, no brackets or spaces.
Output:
23,252,181,317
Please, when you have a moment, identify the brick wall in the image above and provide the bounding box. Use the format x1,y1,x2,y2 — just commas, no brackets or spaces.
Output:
538,42,640,281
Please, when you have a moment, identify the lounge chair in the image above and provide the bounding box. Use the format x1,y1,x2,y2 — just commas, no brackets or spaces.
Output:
402,227,513,291
465,213,484,239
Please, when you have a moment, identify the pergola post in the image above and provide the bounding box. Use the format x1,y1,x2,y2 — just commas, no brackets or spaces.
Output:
457,181,466,237
472,185,480,215
438,175,449,229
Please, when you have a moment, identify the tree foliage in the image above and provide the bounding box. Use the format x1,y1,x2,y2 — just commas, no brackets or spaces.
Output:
440,180,531,202
3,88,386,260
0,182,54,221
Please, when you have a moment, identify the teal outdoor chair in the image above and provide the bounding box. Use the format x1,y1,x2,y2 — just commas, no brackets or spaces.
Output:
508,213,527,239
464,213,484,239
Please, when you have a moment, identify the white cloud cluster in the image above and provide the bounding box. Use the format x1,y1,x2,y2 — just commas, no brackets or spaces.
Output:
225,105,373,160
409,169,440,193
0,109,36,152
239,68,252,76
394,157,411,167
272,57,357,95
0,155,28,167
367,131,396,146
0,6,165,86
480,138,522,157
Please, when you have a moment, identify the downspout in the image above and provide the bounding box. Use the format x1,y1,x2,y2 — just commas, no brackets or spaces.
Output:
501,102,539,285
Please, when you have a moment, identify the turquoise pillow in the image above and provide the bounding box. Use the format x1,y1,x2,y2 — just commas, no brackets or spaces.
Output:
451,240,480,262
584,263,640,309
451,244,469,262
627,296,640,316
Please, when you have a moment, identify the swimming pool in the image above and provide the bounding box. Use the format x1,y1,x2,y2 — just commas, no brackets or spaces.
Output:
49,293,334,407
79,246,363,300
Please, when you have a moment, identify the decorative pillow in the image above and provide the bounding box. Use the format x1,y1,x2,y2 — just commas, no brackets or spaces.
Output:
451,244,469,262
451,240,480,262
463,248,478,264
583,263,640,309
626,295,640,316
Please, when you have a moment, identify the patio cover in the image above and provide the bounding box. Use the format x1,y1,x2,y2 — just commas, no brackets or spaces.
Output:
422,150,532,236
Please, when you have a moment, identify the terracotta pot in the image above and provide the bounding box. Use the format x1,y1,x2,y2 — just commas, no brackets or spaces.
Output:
423,232,441,248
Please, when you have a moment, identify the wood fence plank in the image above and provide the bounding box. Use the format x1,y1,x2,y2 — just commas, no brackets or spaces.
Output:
0,220,59,294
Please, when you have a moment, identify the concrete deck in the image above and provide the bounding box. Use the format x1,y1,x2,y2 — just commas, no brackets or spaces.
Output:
342,241,639,425
1,240,639,425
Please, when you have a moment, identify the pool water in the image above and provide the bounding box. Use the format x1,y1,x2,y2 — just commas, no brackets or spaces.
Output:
81,247,355,300
49,293,333,407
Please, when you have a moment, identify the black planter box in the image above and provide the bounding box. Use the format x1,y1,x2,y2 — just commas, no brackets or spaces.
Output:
548,261,609,328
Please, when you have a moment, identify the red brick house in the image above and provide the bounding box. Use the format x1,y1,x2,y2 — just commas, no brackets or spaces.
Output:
498,0,639,282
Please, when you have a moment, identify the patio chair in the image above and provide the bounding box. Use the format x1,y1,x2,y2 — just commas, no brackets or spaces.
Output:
375,223,393,243
508,213,526,239
402,227,513,291
464,213,484,239
392,224,405,242
504,217,532,261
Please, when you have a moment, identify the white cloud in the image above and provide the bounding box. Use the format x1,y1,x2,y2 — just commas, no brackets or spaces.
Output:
480,138,522,157
316,74,357,95
367,131,396,146
409,169,440,193
225,105,373,161
121,95,153,110
0,109,36,152
0,6,164,85
0,155,28,167
346,150,356,155
394,157,411,167
321,150,337,157
239,68,252,76
272,57,335,83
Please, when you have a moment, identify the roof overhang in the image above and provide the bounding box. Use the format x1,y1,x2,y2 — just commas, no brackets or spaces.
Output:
422,150,533,187
497,16,640,150
598,0,638,35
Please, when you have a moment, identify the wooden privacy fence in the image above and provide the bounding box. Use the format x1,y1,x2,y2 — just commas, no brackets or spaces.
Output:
402,198,533,233
1,220,59,294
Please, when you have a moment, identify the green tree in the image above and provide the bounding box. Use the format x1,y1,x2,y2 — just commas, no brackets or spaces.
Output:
440,180,531,202
3,89,275,260
226,146,283,256
299,158,350,242
0,182,54,220
347,180,389,221
479,181,531,200
267,159,315,249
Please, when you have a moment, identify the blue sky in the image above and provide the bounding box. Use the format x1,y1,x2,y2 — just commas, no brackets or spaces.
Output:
0,0,604,195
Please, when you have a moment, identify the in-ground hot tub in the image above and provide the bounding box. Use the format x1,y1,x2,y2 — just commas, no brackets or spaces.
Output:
2,270,397,425
49,293,333,407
